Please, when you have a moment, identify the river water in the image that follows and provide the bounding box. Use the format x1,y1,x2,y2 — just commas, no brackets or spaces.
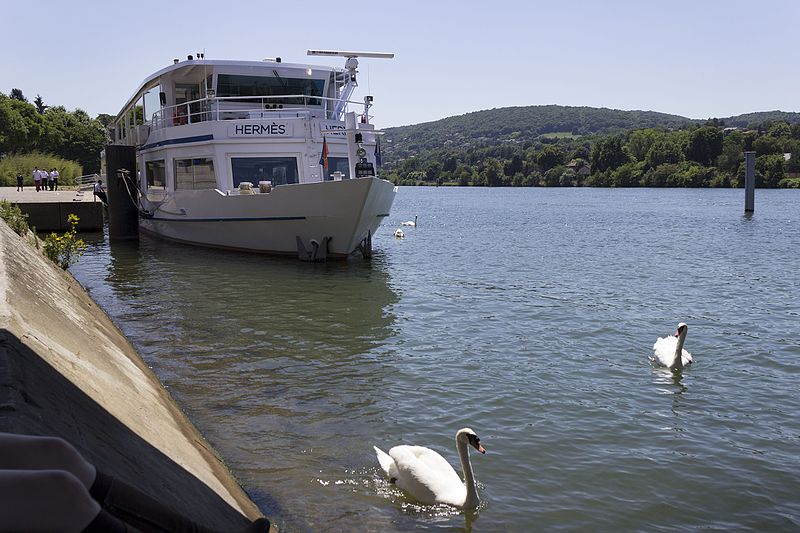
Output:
70,187,800,532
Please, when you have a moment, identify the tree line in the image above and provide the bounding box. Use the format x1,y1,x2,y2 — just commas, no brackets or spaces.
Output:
381,121,800,188
0,89,107,183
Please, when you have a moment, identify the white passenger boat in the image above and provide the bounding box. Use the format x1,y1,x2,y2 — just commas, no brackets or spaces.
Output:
105,50,396,259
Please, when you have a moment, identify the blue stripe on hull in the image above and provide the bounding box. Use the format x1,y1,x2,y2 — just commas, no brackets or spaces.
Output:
144,215,307,222
141,134,214,150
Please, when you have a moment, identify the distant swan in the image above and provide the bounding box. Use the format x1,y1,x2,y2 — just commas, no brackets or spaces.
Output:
653,322,693,370
394,228,405,238
401,215,417,227
374,427,486,509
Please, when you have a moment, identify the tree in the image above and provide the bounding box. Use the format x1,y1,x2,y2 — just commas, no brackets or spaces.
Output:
686,126,723,166
627,129,660,162
610,162,644,187
482,158,503,187
590,135,629,173
756,154,784,188
504,154,523,176
424,161,442,182
9,88,26,102
753,135,783,156
717,131,744,174
645,136,684,168
767,121,791,138
95,113,115,127
34,94,48,114
536,144,564,172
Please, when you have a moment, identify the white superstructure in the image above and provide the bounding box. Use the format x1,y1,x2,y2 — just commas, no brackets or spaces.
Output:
106,51,396,259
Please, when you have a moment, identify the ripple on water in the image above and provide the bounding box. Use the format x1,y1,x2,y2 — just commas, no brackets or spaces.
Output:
70,188,800,531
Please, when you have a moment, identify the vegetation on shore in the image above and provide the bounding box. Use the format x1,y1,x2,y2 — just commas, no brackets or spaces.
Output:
3,88,800,189
0,152,84,186
0,89,107,184
0,200,86,269
381,106,800,188
0,199,32,236
42,213,86,269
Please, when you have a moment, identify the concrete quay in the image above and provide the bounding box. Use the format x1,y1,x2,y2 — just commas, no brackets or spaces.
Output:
0,221,266,530
0,187,103,231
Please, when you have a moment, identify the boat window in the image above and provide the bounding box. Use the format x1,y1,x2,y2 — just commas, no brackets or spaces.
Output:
231,157,298,187
175,158,216,190
145,160,166,190
143,85,162,123
175,83,205,124
217,74,324,106
324,157,350,180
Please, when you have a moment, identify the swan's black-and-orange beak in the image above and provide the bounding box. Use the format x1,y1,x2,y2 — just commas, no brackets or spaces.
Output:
468,434,486,454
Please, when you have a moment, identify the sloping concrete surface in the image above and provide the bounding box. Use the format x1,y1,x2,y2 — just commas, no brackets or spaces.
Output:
0,221,263,529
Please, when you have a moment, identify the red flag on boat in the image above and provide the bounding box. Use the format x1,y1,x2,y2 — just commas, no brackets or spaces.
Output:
319,137,329,173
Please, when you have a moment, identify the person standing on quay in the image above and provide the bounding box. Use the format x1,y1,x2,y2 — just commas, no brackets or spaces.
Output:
51,167,59,190
41,168,50,192
16,173,24,192
33,167,41,192
93,179,107,204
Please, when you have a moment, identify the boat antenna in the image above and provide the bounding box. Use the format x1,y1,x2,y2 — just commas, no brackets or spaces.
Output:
307,50,394,121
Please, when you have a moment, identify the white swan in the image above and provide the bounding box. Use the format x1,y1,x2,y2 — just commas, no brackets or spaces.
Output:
394,228,405,238
653,322,693,370
401,215,418,227
374,427,486,509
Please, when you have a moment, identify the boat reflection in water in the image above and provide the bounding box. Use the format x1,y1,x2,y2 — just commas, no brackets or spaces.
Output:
71,231,402,531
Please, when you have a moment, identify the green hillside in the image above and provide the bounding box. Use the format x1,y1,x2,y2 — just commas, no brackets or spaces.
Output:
379,105,800,189
382,105,800,160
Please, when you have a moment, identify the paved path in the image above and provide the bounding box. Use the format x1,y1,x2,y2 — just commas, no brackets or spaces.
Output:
0,187,97,204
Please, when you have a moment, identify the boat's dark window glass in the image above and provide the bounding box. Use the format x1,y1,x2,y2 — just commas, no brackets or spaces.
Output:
175,158,216,190
231,157,298,187
143,85,162,123
324,157,350,180
145,160,166,190
217,74,325,106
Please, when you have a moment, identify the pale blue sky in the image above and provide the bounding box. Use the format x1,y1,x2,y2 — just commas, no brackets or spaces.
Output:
2,0,797,128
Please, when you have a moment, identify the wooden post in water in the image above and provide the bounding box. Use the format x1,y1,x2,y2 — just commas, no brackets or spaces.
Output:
744,151,756,213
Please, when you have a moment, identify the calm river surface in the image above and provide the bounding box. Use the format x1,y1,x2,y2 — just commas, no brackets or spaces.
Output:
70,187,800,532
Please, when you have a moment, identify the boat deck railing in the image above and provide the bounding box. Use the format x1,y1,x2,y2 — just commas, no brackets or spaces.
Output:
149,94,367,131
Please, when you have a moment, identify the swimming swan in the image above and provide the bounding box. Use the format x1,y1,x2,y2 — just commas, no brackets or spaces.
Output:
401,215,418,227
394,228,405,238
653,322,692,370
374,427,486,508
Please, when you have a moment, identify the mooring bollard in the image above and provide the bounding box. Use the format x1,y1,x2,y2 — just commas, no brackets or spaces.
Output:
744,151,755,213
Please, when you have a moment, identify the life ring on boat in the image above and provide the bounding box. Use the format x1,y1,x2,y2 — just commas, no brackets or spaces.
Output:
174,104,188,126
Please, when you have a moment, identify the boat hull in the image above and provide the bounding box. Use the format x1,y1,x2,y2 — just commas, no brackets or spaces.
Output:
139,178,396,258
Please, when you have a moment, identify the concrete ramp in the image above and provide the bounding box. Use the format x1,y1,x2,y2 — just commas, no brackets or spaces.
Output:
0,222,263,529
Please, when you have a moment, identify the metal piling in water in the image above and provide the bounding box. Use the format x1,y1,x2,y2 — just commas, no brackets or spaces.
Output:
744,151,756,213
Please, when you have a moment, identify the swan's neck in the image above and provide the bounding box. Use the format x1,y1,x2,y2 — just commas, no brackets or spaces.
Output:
672,333,686,370
457,438,479,508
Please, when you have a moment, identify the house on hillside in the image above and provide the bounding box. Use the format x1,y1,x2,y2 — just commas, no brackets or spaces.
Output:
566,158,591,179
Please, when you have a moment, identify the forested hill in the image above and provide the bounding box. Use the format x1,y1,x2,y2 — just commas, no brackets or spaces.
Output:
382,105,800,158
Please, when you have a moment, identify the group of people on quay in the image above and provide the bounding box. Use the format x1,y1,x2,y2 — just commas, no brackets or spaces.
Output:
33,167,59,191
16,167,60,192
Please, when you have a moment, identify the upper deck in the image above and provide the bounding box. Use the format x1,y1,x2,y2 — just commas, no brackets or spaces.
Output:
109,56,367,148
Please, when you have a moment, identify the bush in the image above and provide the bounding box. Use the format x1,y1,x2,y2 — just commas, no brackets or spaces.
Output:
0,152,83,187
0,200,31,236
42,213,85,269
610,161,644,187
